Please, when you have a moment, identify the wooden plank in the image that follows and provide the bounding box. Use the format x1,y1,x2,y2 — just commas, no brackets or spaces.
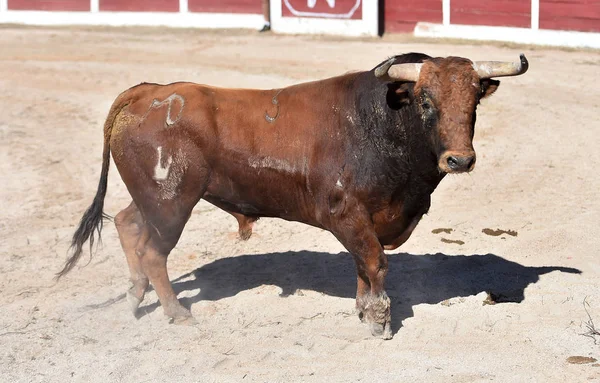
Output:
281,0,362,20
384,0,442,33
451,0,530,28
540,0,600,32
8,0,90,11
100,0,179,12
189,0,262,14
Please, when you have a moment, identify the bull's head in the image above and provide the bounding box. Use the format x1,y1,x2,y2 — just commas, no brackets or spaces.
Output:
375,54,528,174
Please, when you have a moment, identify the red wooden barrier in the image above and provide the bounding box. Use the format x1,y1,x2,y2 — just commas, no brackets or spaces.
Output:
99,0,179,12
188,0,262,14
385,0,442,33
8,0,90,11
540,0,600,33
451,0,530,28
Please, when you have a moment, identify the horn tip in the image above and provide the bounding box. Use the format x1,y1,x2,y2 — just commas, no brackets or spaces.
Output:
519,53,529,74
374,57,395,78
519,53,527,64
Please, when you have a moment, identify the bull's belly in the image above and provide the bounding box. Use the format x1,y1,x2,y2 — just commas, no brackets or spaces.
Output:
203,169,318,225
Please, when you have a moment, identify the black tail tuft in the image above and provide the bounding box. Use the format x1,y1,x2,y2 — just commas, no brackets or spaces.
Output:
56,181,109,279
56,146,111,280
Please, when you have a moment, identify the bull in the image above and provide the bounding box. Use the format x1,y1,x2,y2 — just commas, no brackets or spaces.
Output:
58,52,528,339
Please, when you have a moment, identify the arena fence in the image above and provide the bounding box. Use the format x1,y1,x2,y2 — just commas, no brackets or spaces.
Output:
0,0,598,49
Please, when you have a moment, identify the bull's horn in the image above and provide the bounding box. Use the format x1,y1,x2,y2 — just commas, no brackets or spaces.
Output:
374,58,422,82
473,53,529,79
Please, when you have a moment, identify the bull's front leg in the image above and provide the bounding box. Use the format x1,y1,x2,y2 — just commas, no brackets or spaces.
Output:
332,216,393,339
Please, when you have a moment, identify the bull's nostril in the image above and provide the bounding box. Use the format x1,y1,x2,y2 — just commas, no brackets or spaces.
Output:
467,157,475,169
447,156,459,169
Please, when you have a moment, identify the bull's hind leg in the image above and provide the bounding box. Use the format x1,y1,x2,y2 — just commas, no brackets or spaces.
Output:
131,179,208,325
114,201,149,315
140,242,195,324
115,193,201,324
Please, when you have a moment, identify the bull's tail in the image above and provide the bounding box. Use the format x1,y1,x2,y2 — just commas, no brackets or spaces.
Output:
56,97,129,279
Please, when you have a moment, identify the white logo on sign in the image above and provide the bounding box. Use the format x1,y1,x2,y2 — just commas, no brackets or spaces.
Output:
307,0,336,8
284,0,361,19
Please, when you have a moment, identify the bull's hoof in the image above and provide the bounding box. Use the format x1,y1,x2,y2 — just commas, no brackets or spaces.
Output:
370,321,393,340
171,315,198,326
127,279,148,316
165,303,196,325
358,310,366,323
127,291,143,315
358,291,393,339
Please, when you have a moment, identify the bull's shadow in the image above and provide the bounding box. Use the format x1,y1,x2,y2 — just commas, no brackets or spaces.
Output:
141,251,580,333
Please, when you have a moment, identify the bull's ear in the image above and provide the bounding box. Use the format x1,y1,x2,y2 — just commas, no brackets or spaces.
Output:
481,79,500,99
386,82,413,109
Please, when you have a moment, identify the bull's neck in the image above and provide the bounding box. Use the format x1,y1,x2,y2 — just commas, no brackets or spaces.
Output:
345,72,445,194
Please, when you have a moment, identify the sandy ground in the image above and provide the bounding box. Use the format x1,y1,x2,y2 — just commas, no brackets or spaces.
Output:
1,26,600,382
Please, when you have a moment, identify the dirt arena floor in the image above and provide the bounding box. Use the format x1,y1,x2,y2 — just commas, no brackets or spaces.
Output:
1,26,600,382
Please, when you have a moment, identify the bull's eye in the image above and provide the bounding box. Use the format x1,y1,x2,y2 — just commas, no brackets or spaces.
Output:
420,93,436,122
421,100,436,118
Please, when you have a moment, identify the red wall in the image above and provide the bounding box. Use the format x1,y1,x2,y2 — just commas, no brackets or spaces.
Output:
100,0,179,12
189,0,262,14
8,0,89,11
282,0,362,19
385,0,442,33
451,0,530,28
540,0,600,32
8,0,600,35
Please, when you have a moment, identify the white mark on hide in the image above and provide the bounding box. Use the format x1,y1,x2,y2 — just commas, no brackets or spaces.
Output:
336,179,343,187
149,93,185,127
149,222,163,239
265,89,283,123
248,156,296,174
346,112,355,125
153,147,188,200
153,146,172,181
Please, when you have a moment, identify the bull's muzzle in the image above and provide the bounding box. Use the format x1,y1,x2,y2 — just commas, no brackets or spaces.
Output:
439,151,476,173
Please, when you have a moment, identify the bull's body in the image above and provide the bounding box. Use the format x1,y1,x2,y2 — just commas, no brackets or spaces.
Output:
60,52,528,339
114,72,438,245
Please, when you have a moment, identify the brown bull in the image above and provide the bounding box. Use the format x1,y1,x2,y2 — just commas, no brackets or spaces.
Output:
59,53,528,339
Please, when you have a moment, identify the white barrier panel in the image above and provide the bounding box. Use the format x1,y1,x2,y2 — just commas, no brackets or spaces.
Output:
0,10,264,29
415,22,600,50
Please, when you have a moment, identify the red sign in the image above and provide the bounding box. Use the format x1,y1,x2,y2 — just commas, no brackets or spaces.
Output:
282,0,362,20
